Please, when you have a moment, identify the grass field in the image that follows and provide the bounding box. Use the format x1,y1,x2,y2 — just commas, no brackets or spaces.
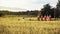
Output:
0,17,60,34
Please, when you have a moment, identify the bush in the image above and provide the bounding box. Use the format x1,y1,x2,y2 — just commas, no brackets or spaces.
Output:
0,13,4,17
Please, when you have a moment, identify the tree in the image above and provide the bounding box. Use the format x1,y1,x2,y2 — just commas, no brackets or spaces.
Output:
56,0,60,18
41,4,52,16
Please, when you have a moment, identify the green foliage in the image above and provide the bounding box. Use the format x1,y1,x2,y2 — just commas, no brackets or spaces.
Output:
41,4,52,16
0,0,60,18
56,1,60,18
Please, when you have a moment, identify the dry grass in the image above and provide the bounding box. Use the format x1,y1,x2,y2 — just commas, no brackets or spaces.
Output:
0,17,60,34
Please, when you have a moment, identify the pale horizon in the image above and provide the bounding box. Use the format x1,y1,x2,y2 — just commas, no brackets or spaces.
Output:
0,0,58,11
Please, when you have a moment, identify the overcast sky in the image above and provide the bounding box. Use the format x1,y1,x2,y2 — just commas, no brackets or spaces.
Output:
0,0,58,11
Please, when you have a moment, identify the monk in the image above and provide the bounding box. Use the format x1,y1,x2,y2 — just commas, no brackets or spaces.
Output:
37,16,40,21
46,16,51,21
43,16,46,21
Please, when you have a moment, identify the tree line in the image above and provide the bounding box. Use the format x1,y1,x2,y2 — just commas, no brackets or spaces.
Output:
0,1,60,18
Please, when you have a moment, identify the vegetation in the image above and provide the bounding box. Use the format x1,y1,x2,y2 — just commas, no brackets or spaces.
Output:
0,25,11,34
0,17,60,34
0,0,60,34
0,1,60,18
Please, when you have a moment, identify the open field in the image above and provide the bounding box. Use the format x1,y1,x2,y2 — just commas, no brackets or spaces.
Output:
0,17,60,34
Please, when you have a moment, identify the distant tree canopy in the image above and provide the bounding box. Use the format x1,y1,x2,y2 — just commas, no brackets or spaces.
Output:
56,1,60,18
40,4,55,18
0,10,39,17
0,0,60,18
41,4,51,16
40,0,60,18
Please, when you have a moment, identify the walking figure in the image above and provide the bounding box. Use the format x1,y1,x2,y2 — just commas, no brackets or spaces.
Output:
37,16,40,21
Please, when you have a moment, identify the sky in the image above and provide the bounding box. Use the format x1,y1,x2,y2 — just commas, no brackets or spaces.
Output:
0,0,58,11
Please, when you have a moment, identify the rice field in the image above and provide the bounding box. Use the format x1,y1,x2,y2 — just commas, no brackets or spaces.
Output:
0,17,60,34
